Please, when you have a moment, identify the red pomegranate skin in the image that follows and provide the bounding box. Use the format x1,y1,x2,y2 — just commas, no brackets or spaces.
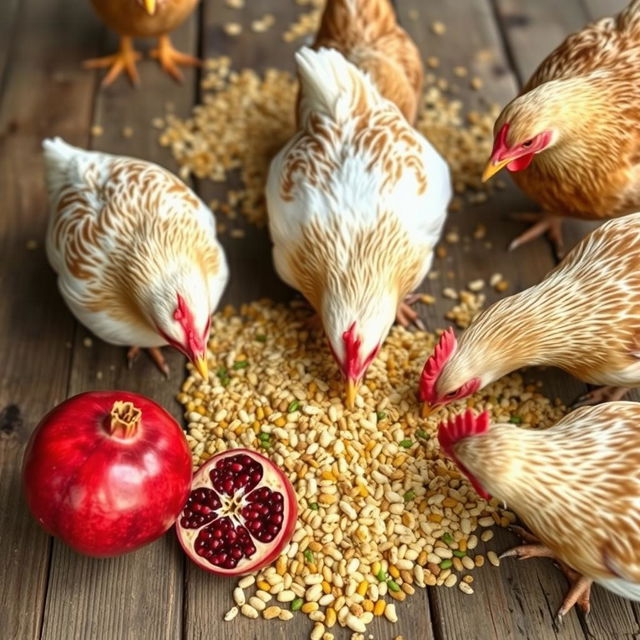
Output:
22,391,192,557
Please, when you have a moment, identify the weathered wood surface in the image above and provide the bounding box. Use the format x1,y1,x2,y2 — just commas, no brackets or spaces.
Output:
1,0,639,639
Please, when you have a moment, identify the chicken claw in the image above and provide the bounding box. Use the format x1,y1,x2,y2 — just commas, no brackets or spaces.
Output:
396,294,426,330
508,212,565,260
572,385,629,408
127,346,170,378
150,34,200,83
501,525,592,618
84,36,141,87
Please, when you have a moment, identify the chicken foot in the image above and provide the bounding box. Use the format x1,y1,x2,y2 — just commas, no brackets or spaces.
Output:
508,212,565,260
127,346,170,378
572,385,629,407
396,294,426,330
150,34,200,83
84,36,142,87
501,525,592,618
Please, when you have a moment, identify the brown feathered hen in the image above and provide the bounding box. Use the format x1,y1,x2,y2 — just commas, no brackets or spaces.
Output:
483,0,640,256
419,212,640,410
438,405,640,618
85,0,200,86
311,0,423,124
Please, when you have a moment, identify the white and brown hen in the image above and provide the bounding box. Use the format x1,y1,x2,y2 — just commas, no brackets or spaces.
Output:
483,0,640,256
419,213,640,410
438,405,640,617
267,0,450,408
43,137,228,378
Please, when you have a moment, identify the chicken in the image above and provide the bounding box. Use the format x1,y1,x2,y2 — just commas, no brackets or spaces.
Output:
311,0,424,125
43,137,228,378
85,0,200,86
266,40,450,407
482,0,640,257
438,404,640,618
419,213,640,411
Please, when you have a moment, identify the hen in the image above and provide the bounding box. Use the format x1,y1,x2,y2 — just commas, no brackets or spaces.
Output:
267,14,450,408
85,0,200,86
482,0,640,256
438,405,640,617
311,0,424,124
419,213,640,411
43,138,228,378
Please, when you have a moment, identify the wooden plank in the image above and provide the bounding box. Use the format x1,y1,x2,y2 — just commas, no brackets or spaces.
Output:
395,2,594,640
39,11,200,640
0,0,20,88
492,1,640,638
0,0,99,638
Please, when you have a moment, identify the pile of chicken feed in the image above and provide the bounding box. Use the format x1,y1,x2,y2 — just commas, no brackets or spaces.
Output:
178,299,564,639
157,58,500,231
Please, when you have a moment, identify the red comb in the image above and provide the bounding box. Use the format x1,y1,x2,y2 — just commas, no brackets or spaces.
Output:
438,410,490,454
173,294,205,356
419,328,456,403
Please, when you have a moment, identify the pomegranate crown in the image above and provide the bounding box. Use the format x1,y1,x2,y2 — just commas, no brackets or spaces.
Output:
174,294,205,356
419,327,456,403
438,409,490,456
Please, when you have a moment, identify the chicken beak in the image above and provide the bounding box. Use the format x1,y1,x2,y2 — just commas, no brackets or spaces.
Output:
482,158,510,182
421,402,432,418
143,0,157,15
192,355,208,380
345,379,359,410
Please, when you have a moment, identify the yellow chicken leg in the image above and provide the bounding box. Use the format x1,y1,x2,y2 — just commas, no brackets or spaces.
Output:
501,525,592,619
127,346,170,378
150,34,200,82
84,36,142,87
508,212,565,260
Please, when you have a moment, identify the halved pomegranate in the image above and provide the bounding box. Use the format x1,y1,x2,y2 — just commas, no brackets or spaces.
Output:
176,448,297,575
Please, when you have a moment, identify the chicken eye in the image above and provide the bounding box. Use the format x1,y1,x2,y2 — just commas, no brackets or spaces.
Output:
521,139,533,148
445,390,458,398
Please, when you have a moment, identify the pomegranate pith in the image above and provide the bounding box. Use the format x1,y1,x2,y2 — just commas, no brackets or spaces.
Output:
177,449,297,575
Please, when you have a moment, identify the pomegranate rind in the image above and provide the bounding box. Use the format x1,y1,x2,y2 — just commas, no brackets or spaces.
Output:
176,448,298,576
22,391,192,557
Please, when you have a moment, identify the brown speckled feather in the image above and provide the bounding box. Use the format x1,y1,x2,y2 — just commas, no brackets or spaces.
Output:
456,402,640,586
311,0,423,124
495,0,640,218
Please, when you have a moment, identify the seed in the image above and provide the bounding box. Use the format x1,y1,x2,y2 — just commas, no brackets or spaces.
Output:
481,530,494,542
302,601,319,613
240,604,258,619
255,590,271,602
223,606,238,621
431,20,446,35
462,556,475,570
459,581,474,595
488,551,500,567
374,599,386,616
310,623,325,640
238,576,255,589
263,605,281,619
279,610,294,621
345,614,366,633
249,596,266,611
325,607,337,627
444,574,458,588
233,587,245,606
277,590,296,603
291,598,303,611
385,603,398,623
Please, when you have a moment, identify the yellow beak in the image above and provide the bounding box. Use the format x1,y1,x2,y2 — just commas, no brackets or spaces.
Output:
345,379,359,410
482,158,510,182
193,356,208,380
421,402,432,419
143,0,157,15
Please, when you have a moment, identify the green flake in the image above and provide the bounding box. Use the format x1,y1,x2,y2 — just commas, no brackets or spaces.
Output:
287,400,300,413
399,439,413,448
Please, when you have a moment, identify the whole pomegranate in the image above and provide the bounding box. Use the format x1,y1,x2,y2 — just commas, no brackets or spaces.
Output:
177,449,297,575
23,391,192,557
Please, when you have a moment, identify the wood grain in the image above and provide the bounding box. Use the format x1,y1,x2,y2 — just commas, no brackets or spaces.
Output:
0,0,98,637
39,10,199,640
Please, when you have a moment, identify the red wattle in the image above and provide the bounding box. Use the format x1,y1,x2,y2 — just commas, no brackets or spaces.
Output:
507,153,534,172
